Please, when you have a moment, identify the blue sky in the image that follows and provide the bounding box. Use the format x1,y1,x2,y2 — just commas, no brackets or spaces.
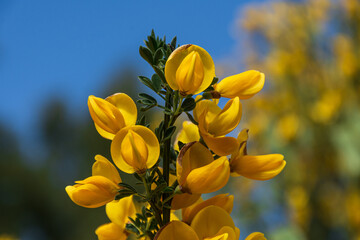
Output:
0,0,262,149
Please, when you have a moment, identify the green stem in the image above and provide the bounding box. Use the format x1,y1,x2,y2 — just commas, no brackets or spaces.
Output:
162,90,174,224
141,175,163,227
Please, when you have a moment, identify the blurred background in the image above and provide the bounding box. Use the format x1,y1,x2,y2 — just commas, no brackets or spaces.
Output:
1,0,359,239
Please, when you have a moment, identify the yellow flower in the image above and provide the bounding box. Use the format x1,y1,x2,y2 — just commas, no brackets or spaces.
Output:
177,142,230,194
165,44,215,95
182,194,234,224
214,70,265,99
111,125,160,174
194,98,242,156
174,121,200,151
65,175,120,208
66,155,121,208
245,232,267,240
88,93,137,140
151,167,201,210
155,206,240,240
230,130,286,180
95,196,136,240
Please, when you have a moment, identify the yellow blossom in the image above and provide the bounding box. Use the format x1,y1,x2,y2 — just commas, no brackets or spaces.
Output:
214,70,265,99
88,93,137,140
230,130,286,180
165,44,215,95
111,125,160,174
65,175,120,208
194,97,241,156
154,206,240,240
182,194,234,224
174,121,200,151
95,196,136,240
245,232,267,240
65,155,121,208
177,142,230,194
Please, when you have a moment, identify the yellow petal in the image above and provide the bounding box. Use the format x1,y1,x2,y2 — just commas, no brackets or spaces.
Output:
182,194,234,224
95,222,128,240
207,97,242,136
92,155,121,184
245,232,266,240
212,226,237,240
214,70,265,99
171,193,201,210
177,142,214,188
154,221,199,240
88,95,126,139
106,196,136,226
111,126,160,174
165,44,215,95
174,121,200,151
65,176,119,208
106,93,137,127
191,206,235,240
231,154,286,180
185,156,230,194
201,132,239,156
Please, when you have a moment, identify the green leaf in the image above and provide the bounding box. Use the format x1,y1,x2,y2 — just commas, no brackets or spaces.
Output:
139,93,157,104
163,126,176,141
137,115,147,126
153,48,164,64
151,74,162,93
152,65,166,83
139,46,153,65
181,98,196,112
211,77,219,85
138,76,154,90
115,189,134,200
185,112,198,125
163,187,174,193
125,223,140,235
118,183,137,193
170,36,177,50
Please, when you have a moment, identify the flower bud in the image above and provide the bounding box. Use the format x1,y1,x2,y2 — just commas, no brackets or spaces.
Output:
65,176,119,208
165,44,215,95
177,142,230,194
88,93,137,140
111,126,160,174
214,70,265,99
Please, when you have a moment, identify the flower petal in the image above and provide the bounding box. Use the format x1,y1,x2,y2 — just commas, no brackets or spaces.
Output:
231,154,286,180
106,196,136,226
106,93,137,127
92,155,121,184
214,70,265,99
185,157,230,194
154,221,199,240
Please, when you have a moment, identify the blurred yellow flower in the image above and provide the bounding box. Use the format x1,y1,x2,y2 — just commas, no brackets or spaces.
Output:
88,93,137,140
177,142,230,194
111,125,160,174
165,44,215,95
214,70,265,99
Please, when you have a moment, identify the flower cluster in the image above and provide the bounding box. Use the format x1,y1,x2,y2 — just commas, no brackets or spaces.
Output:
65,31,285,240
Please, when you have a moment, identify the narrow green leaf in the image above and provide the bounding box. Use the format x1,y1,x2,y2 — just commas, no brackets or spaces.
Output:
139,93,157,104
181,98,196,112
139,46,153,65
185,112,198,125
151,74,162,92
163,126,176,141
